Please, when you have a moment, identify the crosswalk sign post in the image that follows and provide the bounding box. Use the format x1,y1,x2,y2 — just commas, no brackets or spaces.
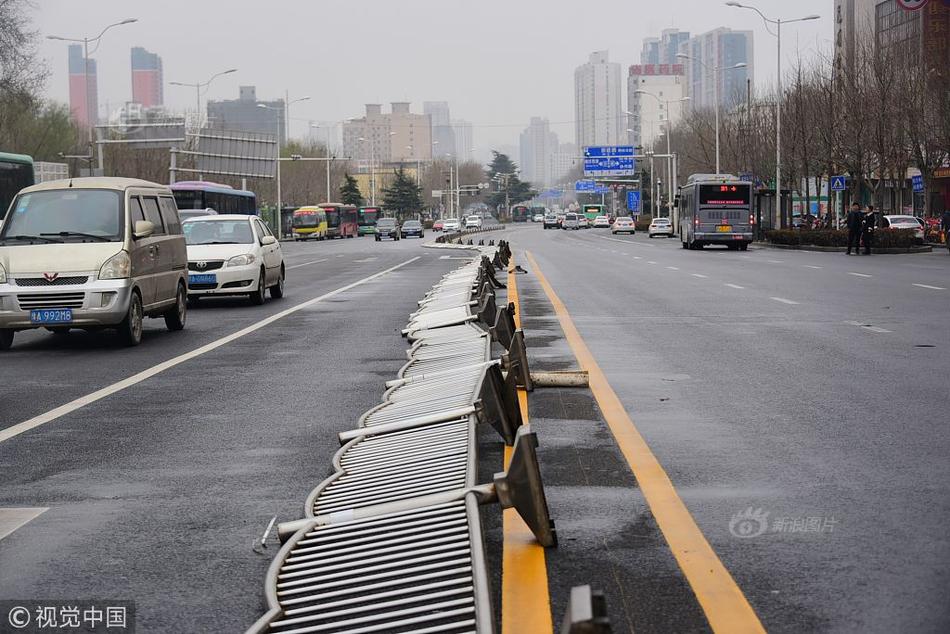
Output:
830,176,847,191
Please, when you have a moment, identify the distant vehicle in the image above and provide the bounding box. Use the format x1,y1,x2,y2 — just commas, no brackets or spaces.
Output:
442,218,461,232
183,214,284,305
432,220,444,232
562,212,580,230
511,205,530,222
465,215,483,229
0,177,188,350
649,217,674,238
401,219,424,238
320,203,358,239
533,213,545,223
611,217,636,234
576,215,589,229
375,217,400,241
582,204,605,223
0,152,34,222
592,215,610,228
291,206,328,240
529,206,547,222
678,174,753,250
543,214,559,230
358,206,382,236
170,181,257,215
881,215,925,242
179,208,218,222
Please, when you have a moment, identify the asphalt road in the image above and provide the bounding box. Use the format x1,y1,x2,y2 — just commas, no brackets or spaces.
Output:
508,224,950,633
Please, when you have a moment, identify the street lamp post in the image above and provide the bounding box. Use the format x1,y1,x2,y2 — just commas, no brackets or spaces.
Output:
259,97,309,237
631,92,690,217
311,124,337,202
676,54,746,175
725,2,820,229
169,68,238,130
47,18,138,174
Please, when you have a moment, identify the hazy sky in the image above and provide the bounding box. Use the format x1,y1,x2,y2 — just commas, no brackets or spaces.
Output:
34,0,831,162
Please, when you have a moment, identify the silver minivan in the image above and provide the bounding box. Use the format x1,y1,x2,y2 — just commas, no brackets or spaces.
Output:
0,177,188,350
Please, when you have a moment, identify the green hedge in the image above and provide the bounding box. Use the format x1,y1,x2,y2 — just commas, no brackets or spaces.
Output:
766,228,920,248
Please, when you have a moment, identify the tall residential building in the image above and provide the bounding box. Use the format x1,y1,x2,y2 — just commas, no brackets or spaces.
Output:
206,86,285,144
679,28,753,111
519,117,559,187
424,101,456,157
451,119,473,162
130,47,163,108
626,64,686,150
68,44,98,127
641,38,660,65
574,51,624,149
549,143,578,185
657,29,691,64
342,103,432,165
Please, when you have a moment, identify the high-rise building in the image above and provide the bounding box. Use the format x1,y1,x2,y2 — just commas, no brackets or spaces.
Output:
658,29,691,65
424,101,456,158
207,86,285,144
574,51,624,149
549,143,578,185
68,44,98,127
519,117,559,187
130,47,163,108
679,28,753,111
342,103,432,165
641,38,660,65
626,64,686,150
451,119,473,162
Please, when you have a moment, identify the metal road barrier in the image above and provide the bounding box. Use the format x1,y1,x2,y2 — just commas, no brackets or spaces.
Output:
250,240,553,634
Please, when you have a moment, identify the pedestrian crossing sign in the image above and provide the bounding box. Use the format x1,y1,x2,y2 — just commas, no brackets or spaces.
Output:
830,176,847,191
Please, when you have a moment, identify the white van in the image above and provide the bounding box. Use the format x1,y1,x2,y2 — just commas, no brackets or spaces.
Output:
0,177,189,350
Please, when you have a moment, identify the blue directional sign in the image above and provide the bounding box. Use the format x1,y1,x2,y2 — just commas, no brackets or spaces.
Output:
584,156,636,176
584,145,634,158
593,185,610,194
830,175,847,191
575,180,596,192
627,190,641,212
912,174,924,192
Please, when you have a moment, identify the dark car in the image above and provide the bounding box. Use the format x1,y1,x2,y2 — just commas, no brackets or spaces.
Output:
375,218,400,241
401,219,424,239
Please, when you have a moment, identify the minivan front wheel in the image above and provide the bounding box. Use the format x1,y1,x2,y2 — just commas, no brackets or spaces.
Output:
118,291,144,347
164,282,187,331
0,329,14,351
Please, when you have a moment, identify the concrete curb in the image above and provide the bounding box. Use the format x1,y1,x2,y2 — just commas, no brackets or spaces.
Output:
763,243,933,254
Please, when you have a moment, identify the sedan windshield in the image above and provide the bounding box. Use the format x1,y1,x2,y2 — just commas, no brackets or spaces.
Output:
377,219,396,227
403,221,421,228
0,189,123,243
183,219,254,245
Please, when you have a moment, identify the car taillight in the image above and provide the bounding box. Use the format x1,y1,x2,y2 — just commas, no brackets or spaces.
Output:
750,214,755,225
694,216,700,226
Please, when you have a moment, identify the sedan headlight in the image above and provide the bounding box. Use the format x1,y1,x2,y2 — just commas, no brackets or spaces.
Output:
227,253,256,267
98,250,131,280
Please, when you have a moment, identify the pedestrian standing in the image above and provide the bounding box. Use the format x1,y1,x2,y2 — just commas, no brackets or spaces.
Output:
846,202,864,255
862,205,877,255
941,209,950,255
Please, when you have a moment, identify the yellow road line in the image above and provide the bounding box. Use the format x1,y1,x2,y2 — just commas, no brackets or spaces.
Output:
501,256,553,634
525,251,765,634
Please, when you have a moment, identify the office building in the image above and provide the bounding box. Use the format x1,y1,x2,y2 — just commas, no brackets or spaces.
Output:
68,44,98,127
574,51,624,149
130,47,163,108
626,64,686,149
519,117,559,187
641,37,660,65
679,27,753,110
206,86,285,144
342,103,432,165
451,119,473,163
657,29,691,65
424,101,456,157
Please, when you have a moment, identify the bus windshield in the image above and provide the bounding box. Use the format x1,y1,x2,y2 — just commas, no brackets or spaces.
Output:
324,208,340,227
359,208,380,225
292,212,321,227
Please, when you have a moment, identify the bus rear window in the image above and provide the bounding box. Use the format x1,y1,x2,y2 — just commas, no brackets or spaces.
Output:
699,184,750,205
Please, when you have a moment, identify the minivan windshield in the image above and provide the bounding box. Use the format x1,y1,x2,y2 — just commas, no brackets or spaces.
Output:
183,219,254,245
0,189,123,244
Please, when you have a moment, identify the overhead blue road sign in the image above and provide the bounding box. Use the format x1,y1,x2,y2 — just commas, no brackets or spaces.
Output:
912,174,924,192
593,185,610,194
584,145,634,158
584,156,636,176
830,175,847,191
575,180,596,192
627,190,641,212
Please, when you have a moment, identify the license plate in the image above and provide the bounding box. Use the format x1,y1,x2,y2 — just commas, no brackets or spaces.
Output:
30,308,73,324
717,225,733,232
189,274,217,285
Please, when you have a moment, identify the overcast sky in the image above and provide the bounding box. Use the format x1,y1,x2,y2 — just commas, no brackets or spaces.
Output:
34,0,831,162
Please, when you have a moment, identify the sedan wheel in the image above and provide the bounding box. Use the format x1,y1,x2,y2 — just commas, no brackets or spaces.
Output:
249,269,266,305
270,266,285,299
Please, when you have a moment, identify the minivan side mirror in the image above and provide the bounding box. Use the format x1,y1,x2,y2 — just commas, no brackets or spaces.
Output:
260,235,277,246
133,220,154,239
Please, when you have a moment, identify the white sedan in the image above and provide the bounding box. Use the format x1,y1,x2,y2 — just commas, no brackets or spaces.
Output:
881,215,925,241
592,215,611,228
648,217,675,238
443,219,461,232
182,214,285,305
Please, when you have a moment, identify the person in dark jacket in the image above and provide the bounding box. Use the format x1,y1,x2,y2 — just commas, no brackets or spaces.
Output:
941,210,950,255
846,203,864,255
862,205,877,255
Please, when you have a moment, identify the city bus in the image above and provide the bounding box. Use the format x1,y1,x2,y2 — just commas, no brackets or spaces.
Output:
511,205,530,222
358,206,382,236
320,203,358,238
581,204,606,222
291,206,328,240
170,181,258,215
0,152,34,221
677,174,753,250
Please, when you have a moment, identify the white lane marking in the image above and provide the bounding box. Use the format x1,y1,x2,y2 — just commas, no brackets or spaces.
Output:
0,508,48,541
647,261,657,265
353,257,379,263
913,283,946,290
0,257,422,445
803,265,822,269
286,258,327,270
633,256,642,260
767,259,784,264
691,273,708,278
599,235,654,247
844,320,892,334
770,297,799,305
724,283,745,289
336,254,345,258
666,266,679,270
847,272,872,278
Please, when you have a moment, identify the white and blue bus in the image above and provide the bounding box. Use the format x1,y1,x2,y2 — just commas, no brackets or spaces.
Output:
678,174,754,251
